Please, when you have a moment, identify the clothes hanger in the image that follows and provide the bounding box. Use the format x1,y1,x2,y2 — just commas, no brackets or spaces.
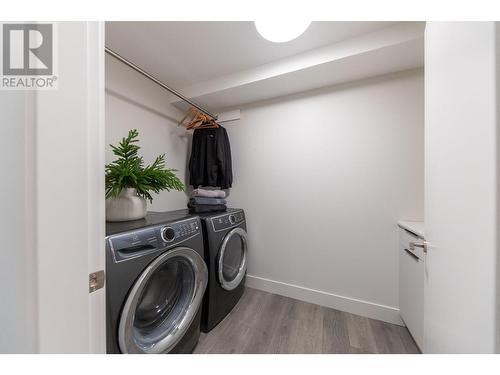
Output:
195,117,219,129
184,109,219,130
179,106,220,130
187,117,204,130
186,112,206,129
178,106,197,127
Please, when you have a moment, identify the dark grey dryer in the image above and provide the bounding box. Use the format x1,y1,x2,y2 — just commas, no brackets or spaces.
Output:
198,209,248,332
105,211,208,354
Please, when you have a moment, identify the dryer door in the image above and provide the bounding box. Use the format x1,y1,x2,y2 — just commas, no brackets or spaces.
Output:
217,227,248,291
118,247,208,354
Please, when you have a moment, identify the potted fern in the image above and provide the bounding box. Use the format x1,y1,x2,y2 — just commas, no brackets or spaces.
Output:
105,129,184,222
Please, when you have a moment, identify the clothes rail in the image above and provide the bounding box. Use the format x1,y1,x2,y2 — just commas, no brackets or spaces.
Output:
105,47,217,120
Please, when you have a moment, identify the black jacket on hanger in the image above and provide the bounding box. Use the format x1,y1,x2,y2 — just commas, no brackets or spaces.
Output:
189,126,233,189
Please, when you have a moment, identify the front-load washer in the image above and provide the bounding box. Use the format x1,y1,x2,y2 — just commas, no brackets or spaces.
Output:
105,211,208,354
198,208,248,332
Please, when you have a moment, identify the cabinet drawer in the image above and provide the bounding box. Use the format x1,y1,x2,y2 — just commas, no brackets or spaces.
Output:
398,227,425,351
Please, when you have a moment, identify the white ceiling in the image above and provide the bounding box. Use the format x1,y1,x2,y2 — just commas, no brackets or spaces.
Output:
105,21,424,111
105,21,398,87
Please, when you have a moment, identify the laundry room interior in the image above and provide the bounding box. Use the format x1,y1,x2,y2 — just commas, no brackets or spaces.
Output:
101,21,495,354
2,18,500,357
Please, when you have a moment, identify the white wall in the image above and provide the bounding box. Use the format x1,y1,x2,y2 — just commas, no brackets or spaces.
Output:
497,23,500,354
0,91,37,353
223,69,424,324
105,56,190,211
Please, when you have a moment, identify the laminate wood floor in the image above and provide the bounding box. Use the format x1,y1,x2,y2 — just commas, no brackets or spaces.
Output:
194,287,420,354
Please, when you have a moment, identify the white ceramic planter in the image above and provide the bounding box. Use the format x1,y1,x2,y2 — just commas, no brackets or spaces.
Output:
106,188,147,222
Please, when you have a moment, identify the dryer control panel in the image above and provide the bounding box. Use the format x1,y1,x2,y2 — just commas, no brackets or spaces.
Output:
107,217,201,263
161,218,200,244
211,210,245,232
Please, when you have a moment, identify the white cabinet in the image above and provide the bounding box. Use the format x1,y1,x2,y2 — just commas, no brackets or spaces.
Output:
398,222,425,351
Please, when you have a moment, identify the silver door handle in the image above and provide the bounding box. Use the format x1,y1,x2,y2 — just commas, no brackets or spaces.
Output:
409,241,428,253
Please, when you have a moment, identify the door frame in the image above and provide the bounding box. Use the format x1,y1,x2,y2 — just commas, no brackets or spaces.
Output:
34,21,106,353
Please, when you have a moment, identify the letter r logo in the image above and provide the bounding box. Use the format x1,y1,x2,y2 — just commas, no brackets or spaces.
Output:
3,24,53,75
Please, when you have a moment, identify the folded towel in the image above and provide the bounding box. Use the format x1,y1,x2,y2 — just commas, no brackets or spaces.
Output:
190,196,227,205
188,203,227,214
192,188,226,198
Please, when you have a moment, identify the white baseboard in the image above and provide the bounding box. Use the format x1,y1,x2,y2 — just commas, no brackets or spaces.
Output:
245,275,404,326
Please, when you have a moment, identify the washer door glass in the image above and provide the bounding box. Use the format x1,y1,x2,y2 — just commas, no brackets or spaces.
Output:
218,227,248,291
118,247,208,354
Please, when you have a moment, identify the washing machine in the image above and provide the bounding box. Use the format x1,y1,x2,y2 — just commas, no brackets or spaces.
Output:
105,211,208,354
198,208,248,332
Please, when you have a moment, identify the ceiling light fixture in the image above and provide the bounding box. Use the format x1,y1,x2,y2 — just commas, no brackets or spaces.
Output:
254,20,311,43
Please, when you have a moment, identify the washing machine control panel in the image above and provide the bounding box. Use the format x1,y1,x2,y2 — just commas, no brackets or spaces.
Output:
107,227,160,263
161,218,200,244
107,217,201,263
211,211,245,231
